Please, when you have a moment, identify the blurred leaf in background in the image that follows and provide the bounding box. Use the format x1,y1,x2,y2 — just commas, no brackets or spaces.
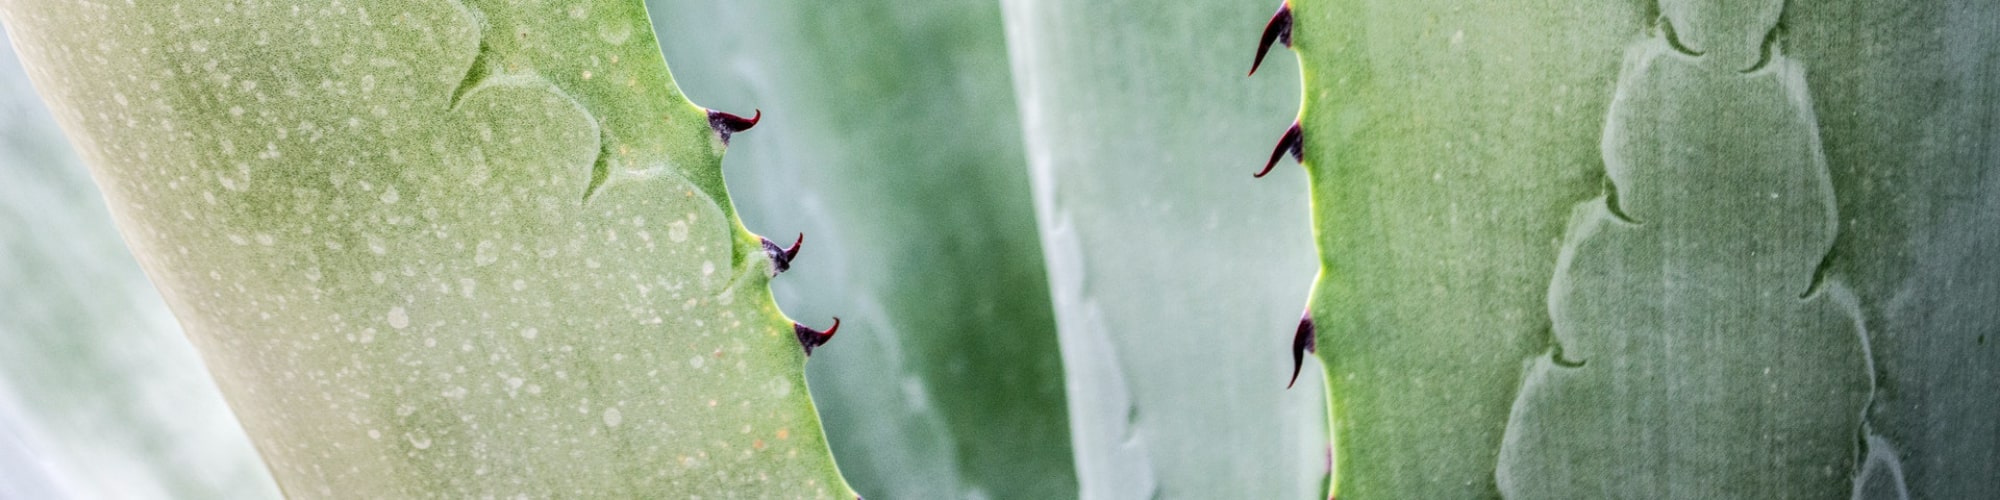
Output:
998,0,1330,497
0,25,280,500
648,1,1077,498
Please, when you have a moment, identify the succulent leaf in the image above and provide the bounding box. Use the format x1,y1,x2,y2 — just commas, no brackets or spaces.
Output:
1275,0,2000,497
0,0,854,496
647,0,1079,498
0,28,280,499
1000,0,1331,497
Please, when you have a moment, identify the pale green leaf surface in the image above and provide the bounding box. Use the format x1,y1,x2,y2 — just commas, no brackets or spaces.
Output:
0,0,850,497
1782,2,2000,497
1000,0,1330,498
1500,38,1867,499
1287,0,1641,496
647,1,1077,498
1285,0,1999,498
0,27,279,500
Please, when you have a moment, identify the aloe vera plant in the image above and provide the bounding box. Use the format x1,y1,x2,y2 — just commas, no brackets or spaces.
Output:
1,0,855,496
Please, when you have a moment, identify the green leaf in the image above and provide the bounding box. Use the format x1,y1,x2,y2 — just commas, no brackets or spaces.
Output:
1281,0,2000,497
1783,4,2000,498
0,1,852,496
0,28,278,499
646,1,1077,498
1498,36,1868,499
1280,0,1643,496
999,0,1331,497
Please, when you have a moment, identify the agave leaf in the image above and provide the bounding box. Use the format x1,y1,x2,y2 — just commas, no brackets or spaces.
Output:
1498,32,1868,499
647,1,1077,498
0,0,852,496
1246,0,1646,496
1277,0,1999,497
1763,2,2000,497
0,28,278,499
999,0,1331,497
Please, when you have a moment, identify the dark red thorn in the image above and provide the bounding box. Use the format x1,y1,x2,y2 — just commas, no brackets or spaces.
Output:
707,108,762,145
760,233,804,276
1249,1,1294,76
795,317,840,356
1289,311,1316,389
782,233,802,261
1258,121,1304,178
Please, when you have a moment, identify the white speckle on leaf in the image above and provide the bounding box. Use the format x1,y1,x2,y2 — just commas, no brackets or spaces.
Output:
667,220,689,242
474,240,498,266
602,407,622,428
406,432,432,450
387,306,409,329
598,21,632,45
769,376,791,398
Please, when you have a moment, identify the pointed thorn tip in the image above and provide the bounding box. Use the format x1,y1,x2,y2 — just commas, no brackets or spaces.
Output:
1258,122,1304,178
1249,2,1294,77
1289,311,1315,389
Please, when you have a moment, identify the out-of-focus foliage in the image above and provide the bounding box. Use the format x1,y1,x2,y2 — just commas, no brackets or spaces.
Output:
999,0,1330,497
648,1,1076,498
